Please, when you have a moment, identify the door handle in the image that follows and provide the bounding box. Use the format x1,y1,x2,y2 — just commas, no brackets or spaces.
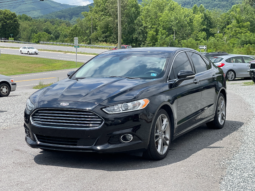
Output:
193,79,199,84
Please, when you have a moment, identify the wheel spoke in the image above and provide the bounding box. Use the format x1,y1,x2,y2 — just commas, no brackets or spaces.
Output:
157,138,162,153
160,138,164,154
163,137,169,146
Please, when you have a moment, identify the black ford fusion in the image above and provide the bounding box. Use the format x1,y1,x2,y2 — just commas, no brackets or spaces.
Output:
24,47,227,160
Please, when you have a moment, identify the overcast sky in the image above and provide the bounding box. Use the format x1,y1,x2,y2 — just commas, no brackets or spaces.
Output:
52,0,93,6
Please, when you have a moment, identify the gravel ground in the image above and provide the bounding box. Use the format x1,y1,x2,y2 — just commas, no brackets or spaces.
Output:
221,84,255,190
0,89,36,130
0,83,254,190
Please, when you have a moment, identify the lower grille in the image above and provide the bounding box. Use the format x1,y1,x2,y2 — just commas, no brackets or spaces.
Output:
251,64,255,69
36,134,79,146
31,109,103,128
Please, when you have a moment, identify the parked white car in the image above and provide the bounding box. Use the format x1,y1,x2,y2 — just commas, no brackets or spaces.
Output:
19,47,39,55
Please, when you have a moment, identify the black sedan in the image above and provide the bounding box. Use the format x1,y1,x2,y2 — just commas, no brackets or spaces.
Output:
24,47,227,160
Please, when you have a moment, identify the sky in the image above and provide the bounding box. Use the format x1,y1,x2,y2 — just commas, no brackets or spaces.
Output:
52,0,93,6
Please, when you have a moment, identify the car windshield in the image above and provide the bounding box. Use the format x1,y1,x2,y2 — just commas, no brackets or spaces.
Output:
211,57,223,63
28,47,35,49
74,52,169,79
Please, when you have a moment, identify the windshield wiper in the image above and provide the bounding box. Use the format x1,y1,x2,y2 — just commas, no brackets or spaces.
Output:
75,77,86,80
108,76,141,79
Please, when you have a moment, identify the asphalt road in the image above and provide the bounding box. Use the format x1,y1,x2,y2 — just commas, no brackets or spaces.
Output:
12,69,78,90
0,87,251,191
0,48,94,63
0,42,107,54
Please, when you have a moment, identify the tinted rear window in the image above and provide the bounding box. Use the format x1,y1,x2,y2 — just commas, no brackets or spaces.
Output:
211,57,223,63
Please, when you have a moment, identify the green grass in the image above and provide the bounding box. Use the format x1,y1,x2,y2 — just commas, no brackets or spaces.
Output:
0,54,84,76
33,82,53,89
243,81,254,86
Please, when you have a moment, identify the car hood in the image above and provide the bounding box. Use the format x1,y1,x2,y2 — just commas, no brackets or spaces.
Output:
31,78,154,109
0,74,10,80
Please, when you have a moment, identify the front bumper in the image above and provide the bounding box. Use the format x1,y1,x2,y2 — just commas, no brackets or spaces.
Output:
24,109,153,153
11,83,17,91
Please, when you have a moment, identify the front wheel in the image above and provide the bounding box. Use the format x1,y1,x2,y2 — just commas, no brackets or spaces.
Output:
143,109,171,160
207,93,226,129
20,51,23,54
0,83,11,97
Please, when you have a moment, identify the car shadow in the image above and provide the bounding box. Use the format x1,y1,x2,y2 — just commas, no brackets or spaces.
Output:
34,120,243,171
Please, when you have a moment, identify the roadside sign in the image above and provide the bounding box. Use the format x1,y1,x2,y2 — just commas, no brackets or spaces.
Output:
74,37,78,67
199,45,207,50
74,37,78,46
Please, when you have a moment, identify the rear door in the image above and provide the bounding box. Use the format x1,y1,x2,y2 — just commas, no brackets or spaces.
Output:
187,52,217,121
230,56,246,77
168,52,202,134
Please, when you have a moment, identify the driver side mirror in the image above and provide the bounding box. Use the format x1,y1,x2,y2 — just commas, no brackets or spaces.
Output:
177,70,195,80
67,71,75,78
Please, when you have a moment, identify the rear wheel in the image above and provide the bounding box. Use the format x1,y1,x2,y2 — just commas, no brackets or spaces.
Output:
20,50,23,54
207,93,226,129
143,109,171,160
27,51,30,55
0,83,11,97
226,70,235,81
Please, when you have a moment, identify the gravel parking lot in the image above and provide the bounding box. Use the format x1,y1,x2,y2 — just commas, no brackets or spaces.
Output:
0,82,254,190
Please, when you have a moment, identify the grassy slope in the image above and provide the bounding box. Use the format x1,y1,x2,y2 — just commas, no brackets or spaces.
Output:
0,54,83,76
0,0,75,17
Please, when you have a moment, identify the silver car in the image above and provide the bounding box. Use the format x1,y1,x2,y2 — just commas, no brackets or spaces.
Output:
0,75,17,97
212,55,254,81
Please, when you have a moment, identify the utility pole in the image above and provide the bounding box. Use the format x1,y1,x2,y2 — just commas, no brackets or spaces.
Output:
117,0,121,49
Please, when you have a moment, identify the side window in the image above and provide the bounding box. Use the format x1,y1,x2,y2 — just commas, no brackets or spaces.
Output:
228,57,243,63
243,57,254,63
188,52,208,73
172,52,193,78
23,47,26,49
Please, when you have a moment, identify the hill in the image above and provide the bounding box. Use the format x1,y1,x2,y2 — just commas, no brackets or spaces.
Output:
38,4,93,24
174,0,241,11
0,0,75,17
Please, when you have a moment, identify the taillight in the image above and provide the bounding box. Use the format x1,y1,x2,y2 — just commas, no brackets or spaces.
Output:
218,63,225,67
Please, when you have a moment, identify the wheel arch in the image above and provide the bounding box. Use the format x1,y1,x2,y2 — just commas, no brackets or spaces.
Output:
219,88,227,105
0,81,11,88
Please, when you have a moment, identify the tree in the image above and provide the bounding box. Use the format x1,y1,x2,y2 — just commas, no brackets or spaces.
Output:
0,10,19,38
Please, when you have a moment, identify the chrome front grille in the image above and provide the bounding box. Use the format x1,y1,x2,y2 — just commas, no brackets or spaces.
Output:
31,109,103,128
251,64,255,69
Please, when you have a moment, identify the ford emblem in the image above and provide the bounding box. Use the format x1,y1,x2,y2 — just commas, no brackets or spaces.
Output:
60,102,69,106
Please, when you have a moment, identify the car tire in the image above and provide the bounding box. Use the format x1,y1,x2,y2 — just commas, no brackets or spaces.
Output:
207,93,226,129
143,109,171,160
226,70,235,81
0,83,11,97
28,51,30,55
20,51,23,54
252,77,255,83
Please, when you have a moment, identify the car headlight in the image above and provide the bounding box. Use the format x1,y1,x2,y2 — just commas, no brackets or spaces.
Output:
103,99,150,114
25,99,35,115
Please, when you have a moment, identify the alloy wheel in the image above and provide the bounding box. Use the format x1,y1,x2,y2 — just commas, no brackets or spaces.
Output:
154,114,170,155
0,85,9,95
217,96,226,125
227,71,235,81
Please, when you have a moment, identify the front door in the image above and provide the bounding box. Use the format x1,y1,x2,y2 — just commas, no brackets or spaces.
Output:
231,56,247,78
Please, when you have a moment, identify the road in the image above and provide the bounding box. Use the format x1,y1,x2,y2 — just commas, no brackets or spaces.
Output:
0,48,94,63
0,42,107,54
0,85,251,190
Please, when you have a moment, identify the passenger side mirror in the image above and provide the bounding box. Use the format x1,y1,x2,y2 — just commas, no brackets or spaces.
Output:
177,70,195,80
67,71,75,78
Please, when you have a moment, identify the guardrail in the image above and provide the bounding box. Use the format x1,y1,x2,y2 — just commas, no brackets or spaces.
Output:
0,39,114,48
40,41,115,49
0,40,36,44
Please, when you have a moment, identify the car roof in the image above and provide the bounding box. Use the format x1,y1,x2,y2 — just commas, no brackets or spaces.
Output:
212,54,254,59
104,47,195,54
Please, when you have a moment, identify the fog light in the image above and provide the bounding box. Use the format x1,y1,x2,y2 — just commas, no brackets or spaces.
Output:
120,134,133,143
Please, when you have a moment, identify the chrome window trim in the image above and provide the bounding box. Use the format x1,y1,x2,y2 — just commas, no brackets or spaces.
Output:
30,108,105,130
